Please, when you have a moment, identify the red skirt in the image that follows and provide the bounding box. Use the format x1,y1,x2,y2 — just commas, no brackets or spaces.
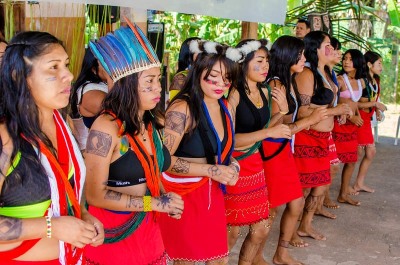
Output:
224,151,269,226
328,132,341,165
358,110,374,146
85,208,166,265
261,139,303,208
293,129,331,188
159,179,228,262
332,120,358,163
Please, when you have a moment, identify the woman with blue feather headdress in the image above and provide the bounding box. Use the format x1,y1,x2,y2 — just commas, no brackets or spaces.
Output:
84,18,184,264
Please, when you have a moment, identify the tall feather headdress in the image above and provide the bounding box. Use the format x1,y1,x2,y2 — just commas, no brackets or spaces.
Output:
89,17,161,82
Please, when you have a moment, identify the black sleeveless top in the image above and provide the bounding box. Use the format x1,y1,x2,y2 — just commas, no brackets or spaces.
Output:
0,141,51,207
235,87,270,133
108,142,171,187
174,104,228,159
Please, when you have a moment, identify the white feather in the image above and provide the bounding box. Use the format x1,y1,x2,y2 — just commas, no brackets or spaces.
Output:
203,41,219,54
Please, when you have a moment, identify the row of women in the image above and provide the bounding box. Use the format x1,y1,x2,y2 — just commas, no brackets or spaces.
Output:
0,18,385,265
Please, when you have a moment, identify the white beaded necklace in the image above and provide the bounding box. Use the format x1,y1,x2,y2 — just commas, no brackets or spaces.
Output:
343,73,362,102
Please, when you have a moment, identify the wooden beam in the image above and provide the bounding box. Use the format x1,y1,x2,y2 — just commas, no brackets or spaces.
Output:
241,21,258,40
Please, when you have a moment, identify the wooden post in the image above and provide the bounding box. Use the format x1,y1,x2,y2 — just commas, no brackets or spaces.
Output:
241,21,258,40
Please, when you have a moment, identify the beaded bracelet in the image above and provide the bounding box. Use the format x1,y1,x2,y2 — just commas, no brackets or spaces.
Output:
143,196,152,212
279,110,289,115
45,216,52,238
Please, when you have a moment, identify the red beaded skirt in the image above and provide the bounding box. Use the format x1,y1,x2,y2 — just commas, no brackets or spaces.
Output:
159,179,228,262
358,110,374,146
261,139,303,208
85,208,167,265
332,119,358,163
293,129,331,188
224,151,269,226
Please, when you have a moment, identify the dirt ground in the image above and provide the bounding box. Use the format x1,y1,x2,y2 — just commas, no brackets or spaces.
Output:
229,104,400,265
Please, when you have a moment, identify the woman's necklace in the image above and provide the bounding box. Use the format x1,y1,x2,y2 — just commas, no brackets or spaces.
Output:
248,88,262,109
343,73,362,102
139,121,147,141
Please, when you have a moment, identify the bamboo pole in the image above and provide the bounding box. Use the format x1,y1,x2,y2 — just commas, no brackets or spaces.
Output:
241,21,258,40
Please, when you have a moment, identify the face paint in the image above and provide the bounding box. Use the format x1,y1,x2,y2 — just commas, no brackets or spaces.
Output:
46,77,57,81
325,46,331,56
253,65,261,72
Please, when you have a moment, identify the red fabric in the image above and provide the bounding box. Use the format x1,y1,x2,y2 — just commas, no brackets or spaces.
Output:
293,129,331,188
328,132,341,165
332,119,358,163
358,110,374,146
0,259,60,265
262,140,303,208
224,151,269,226
0,240,41,261
159,180,228,262
85,209,166,265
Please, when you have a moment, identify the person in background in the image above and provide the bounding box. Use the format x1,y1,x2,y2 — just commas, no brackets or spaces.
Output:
295,19,311,40
226,38,292,265
84,21,184,265
168,37,201,100
0,31,103,265
352,51,386,194
160,41,240,264
69,48,112,151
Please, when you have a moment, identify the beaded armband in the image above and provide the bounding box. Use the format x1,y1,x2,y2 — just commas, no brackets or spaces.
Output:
143,196,152,212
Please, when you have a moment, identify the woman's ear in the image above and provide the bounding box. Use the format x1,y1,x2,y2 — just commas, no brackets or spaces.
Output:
367,62,372,69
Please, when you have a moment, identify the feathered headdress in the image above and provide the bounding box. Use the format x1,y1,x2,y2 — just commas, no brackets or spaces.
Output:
237,39,270,63
89,17,161,82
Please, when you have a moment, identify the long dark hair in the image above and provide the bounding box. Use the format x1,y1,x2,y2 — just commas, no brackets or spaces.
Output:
177,37,201,73
169,44,238,132
268,35,303,109
0,31,64,179
364,51,381,83
234,39,269,95
339,49,366,80
303,31,332,93
69,48,103,118
102,71,164,136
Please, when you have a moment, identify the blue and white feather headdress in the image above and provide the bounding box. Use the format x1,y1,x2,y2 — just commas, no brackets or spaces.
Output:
89,18,161,82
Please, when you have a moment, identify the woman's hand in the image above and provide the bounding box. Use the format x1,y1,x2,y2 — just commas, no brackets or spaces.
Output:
336,103,353,116
337,114,347,125
375,102,387,112
271,86,289,114
207,164,238,186
266,124,292,139
309,107,329,125
51,216,99,248
349,115,364,127
81,211,104,247
153,192,184,219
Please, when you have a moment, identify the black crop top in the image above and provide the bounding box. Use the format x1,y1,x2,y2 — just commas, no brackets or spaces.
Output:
0,141,51,207
311,86,334,106
235,87,270,133
108,145,171,187
174,105,228,158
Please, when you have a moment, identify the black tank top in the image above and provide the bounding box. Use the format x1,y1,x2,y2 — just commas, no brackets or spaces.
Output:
235,87,270,133
174,105,228,159
108,144,171,187
0,141,51,207
311,86,334,105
